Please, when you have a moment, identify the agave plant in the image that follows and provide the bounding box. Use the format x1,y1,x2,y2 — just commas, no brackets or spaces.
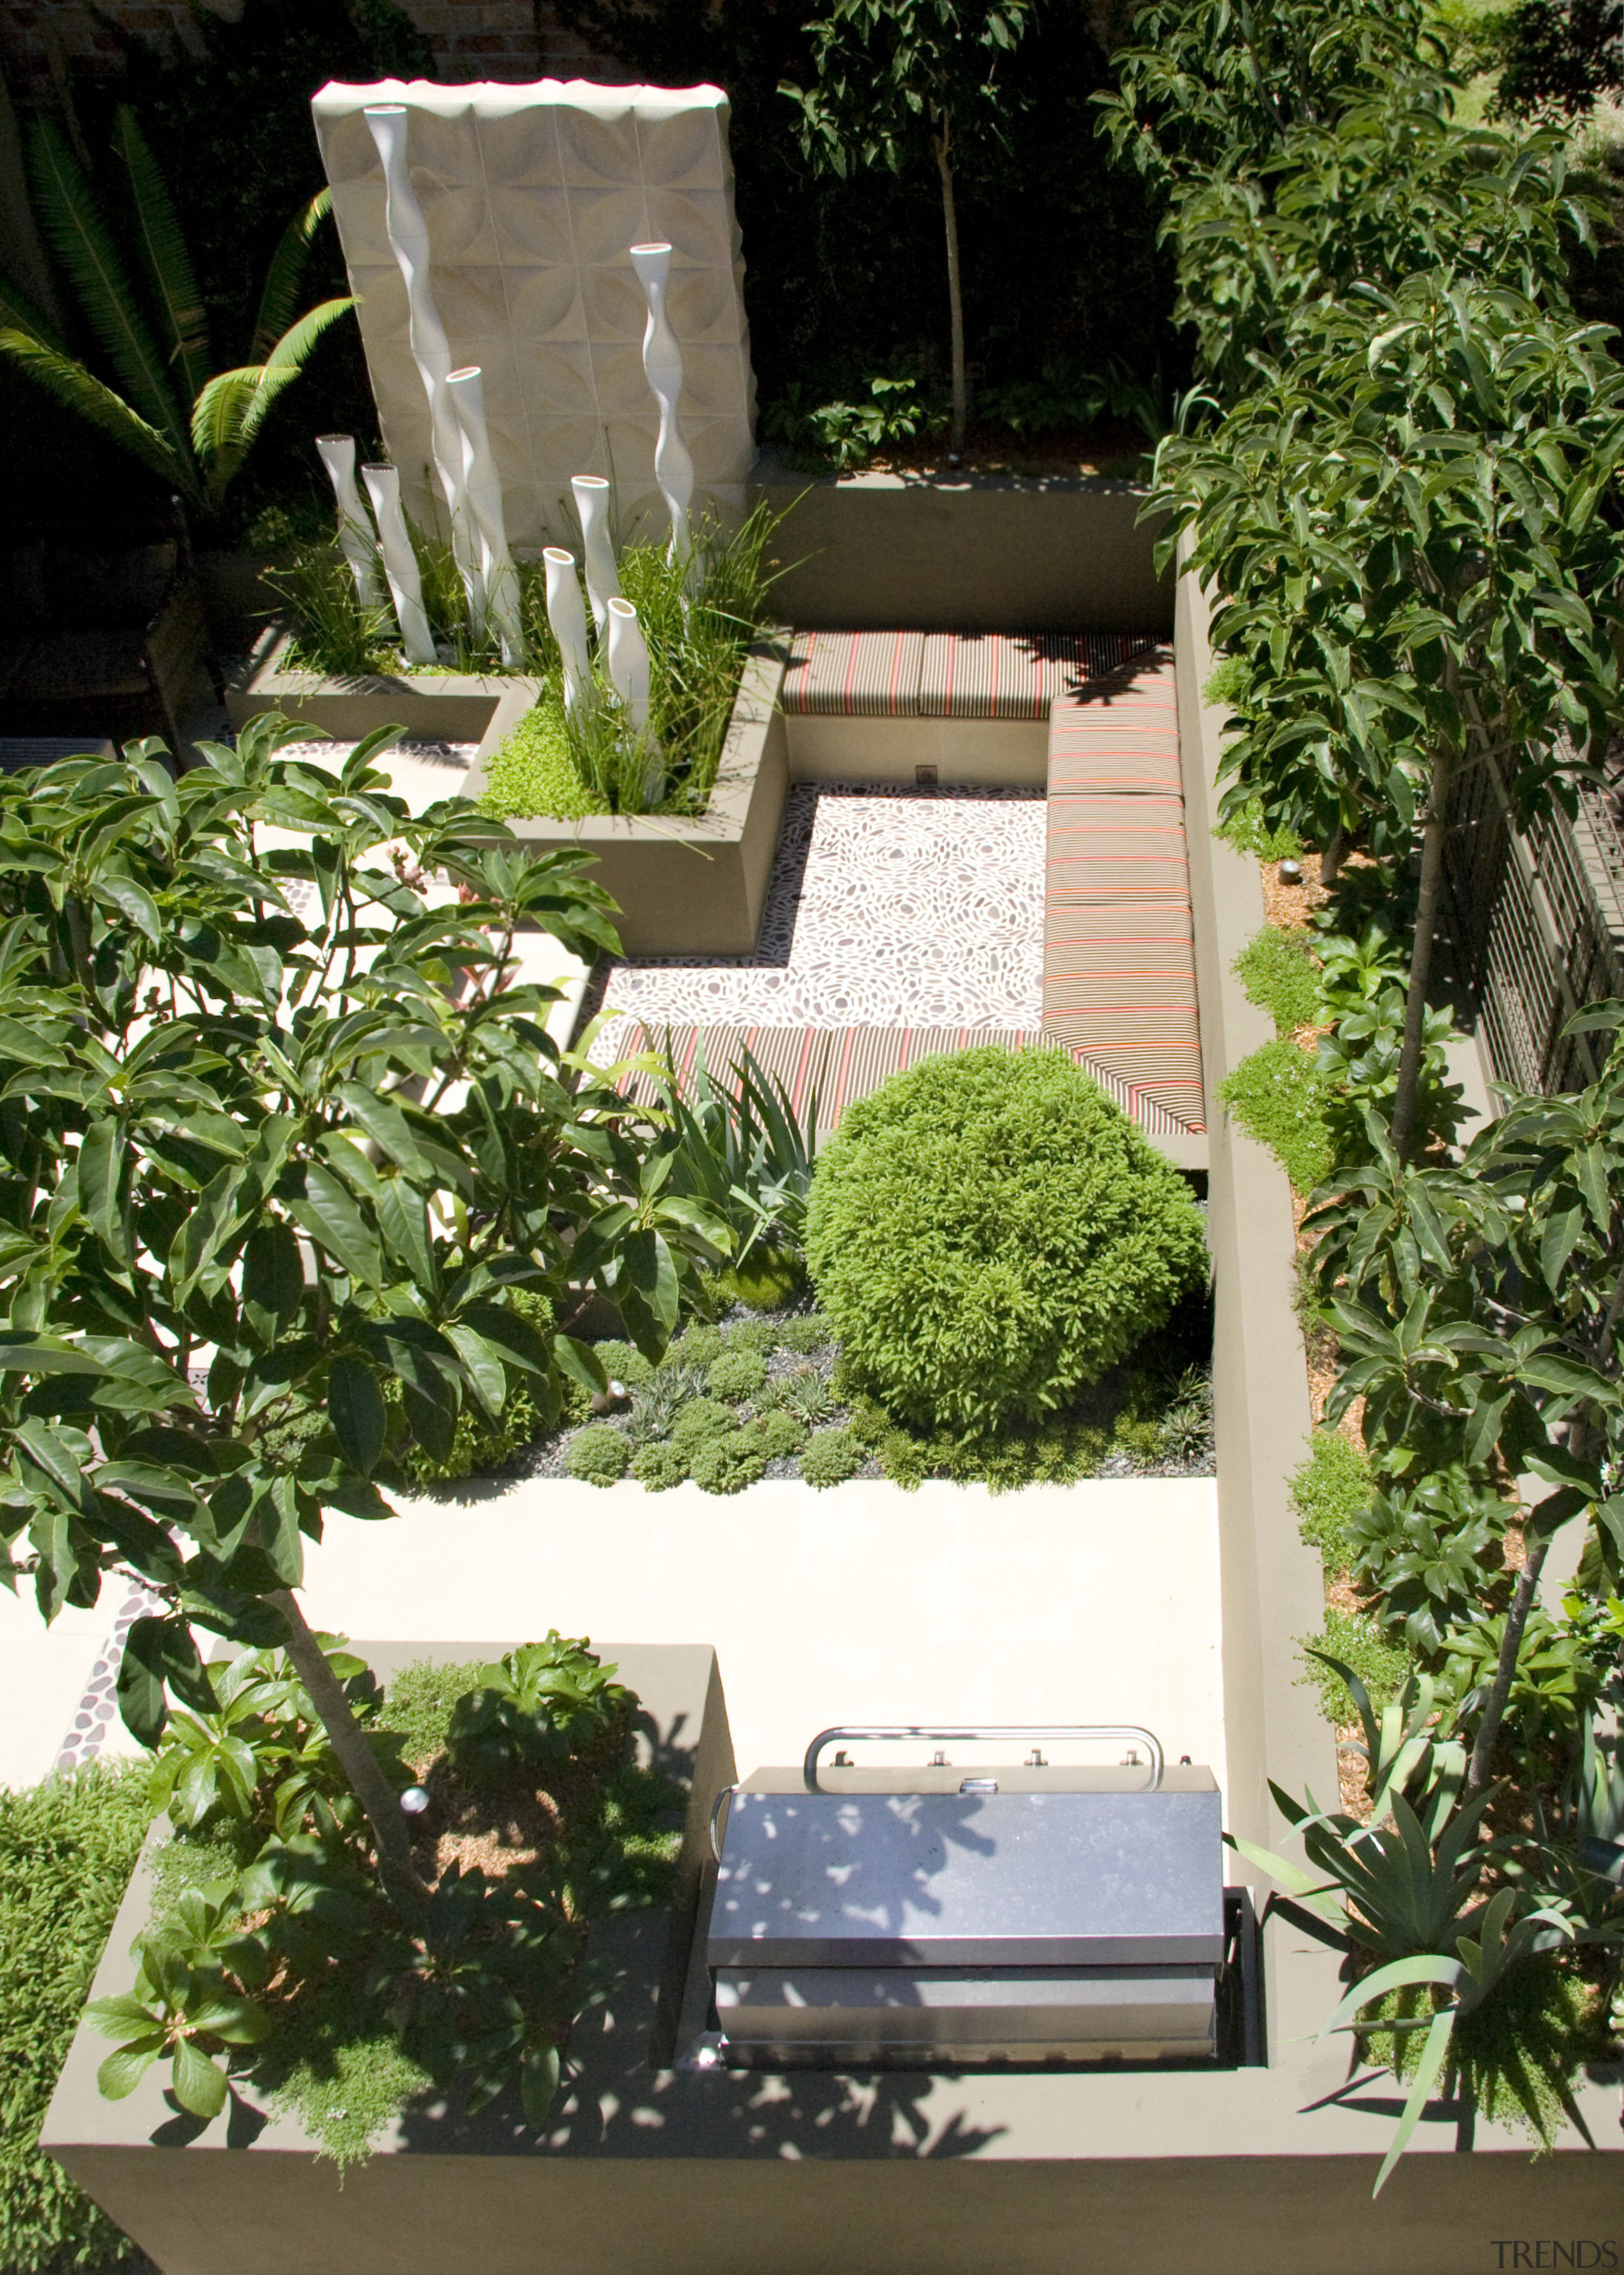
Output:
0,107,352,525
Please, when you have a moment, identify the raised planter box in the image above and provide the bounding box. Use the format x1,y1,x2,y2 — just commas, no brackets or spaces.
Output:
226,632,790,959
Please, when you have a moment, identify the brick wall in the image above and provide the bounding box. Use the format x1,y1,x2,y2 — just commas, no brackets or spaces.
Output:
0,0,624,102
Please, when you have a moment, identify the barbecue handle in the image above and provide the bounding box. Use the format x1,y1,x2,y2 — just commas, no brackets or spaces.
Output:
802,1724,1165,1793
708,1781,740,1863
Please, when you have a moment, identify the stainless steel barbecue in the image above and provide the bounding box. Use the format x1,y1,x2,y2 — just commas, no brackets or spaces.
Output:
704,1724,1229,2068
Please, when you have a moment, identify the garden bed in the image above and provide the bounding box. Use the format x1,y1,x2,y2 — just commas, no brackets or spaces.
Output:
226,634,790,957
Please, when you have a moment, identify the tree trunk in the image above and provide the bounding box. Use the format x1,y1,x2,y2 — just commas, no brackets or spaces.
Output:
934,122,967,463
1467,1531,1547,1794
1320,823,1344,889
1389,747,1451,1164
268,1587,431,1911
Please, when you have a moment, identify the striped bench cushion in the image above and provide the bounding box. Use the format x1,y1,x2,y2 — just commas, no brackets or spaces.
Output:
1047,658,1182,796
781,629,1163,719
781,629,926,716
1046,799,1192,903
1043,1024,1206,1134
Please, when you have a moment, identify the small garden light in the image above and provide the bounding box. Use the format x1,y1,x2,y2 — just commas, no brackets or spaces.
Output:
1278,858,1304,887
400,1787,432,1816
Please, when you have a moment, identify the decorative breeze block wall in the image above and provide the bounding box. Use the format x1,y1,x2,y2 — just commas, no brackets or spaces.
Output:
311,79,756,553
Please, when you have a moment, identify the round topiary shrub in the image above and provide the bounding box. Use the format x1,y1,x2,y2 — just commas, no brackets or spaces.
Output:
804,1046,1208,1437
689,1429,768,1495
591,1339,657,1392
777,1313,831,1355
800,1426,865,1488
669,1323,725,1372
707,1346,768,1404
565,1424,631,1486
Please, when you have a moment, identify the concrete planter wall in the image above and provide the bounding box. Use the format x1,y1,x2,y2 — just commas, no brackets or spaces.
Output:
226,633,790,958
753,457,1173,634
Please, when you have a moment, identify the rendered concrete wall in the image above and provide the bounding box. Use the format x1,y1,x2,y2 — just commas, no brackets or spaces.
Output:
313,80,756,552
754,461,1173,633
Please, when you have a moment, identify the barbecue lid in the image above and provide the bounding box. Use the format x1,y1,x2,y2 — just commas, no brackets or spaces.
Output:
708,1787,1224,1968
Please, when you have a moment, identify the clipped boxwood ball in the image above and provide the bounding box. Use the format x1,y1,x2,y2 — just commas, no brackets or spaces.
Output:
565,1423,631,1486
804,1046,1208,1437
799,1426,865,1488
689,1429,768,1495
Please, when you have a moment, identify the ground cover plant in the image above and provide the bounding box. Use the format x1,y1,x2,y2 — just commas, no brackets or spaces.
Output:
0,1765,154,2274
90,1632,681,2162
1115,0,1624,2183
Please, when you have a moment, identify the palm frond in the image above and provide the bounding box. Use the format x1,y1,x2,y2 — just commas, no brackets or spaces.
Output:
251,187,334,364
190,365,260,467
23,114,193,466
0,327,192,497
0,269,67,354
112,105,211,403
260,294,355,374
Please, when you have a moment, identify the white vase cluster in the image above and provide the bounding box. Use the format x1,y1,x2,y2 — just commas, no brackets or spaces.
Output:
318,114,697,729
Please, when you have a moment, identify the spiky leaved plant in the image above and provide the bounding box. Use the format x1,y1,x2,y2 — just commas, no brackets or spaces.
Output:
0,107,353,528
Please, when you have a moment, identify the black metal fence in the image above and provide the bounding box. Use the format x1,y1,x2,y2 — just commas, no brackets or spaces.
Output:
1443,751,1624,1096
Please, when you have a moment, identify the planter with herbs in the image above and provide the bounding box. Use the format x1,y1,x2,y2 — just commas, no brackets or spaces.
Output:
41,1636,733,2258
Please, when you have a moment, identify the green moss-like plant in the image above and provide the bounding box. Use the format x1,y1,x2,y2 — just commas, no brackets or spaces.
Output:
1233,924,1321,1037
722,1250,809,1310
799,1426,866,1488
631,1441,689,1490
1291,1430,1373,1580
707,1346,768,1403
1214,795,1304,863
668,1323,726,1372
380,1656,485,1773
804,1046,1208,1438
1367,1958,1608,2150
777,1313,832,1354
670,1397,735,1453
476,686,602,822
591,1341,657,1391
1219,1037,1335,1193
1297,1609,1413,1726
565,1424,631,1485
689,1429,769,1493
0,1764,154,2275
754,1408,808,1459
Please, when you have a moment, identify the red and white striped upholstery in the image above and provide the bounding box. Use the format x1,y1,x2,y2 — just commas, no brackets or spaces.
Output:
780,629,1161,719
780,629,926,716
1042,654,1205,1133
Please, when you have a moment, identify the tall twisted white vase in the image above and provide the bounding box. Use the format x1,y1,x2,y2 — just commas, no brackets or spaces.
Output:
447,365,524,667
544,547,591,715
316,436,385,611
571,475,621,636
606,596,662,807
629,241,694,571
362,464,436,665
364,104,484,635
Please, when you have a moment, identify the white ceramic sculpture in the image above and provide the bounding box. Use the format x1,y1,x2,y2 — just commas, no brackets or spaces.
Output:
362,463,436,665
543,546,591,716
447,365,524,667
629,241,694,568
363,104,483,631
605,595,652,731
571,475,621,636
316,435,384,610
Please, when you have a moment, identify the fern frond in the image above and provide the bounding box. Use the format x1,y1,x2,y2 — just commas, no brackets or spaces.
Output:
23,114,192,466
261,294,355,374
0,272,66,354
251,187,334,364
0,327,192,497
112,105,211,402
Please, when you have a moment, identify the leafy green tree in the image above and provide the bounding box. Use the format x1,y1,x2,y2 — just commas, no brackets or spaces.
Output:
1308,1004,1624,1792
1151,273,1624,1155
0,108,351,528
781,0,1032,459
0,718,729,1906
